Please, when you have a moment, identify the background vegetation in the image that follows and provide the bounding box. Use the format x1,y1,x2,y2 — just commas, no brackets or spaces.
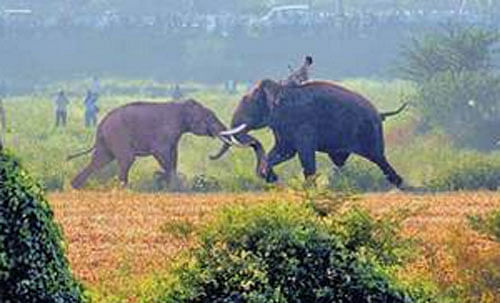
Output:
400,24,500,150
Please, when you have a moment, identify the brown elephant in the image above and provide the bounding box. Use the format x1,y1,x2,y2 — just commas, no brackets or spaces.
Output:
68,99,228,189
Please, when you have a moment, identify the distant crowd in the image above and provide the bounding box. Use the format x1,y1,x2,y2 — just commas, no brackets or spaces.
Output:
1,9,498,37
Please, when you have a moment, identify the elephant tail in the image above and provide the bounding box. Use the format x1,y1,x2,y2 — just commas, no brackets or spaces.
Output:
67,145,95,161
380,102,409,121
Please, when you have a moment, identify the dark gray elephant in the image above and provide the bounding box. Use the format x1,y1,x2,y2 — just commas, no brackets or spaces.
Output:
68,99,228,189
211,79,407,188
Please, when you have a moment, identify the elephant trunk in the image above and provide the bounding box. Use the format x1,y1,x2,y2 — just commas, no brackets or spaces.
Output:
210,123,250,159
234,133,268,177
210,142,231,160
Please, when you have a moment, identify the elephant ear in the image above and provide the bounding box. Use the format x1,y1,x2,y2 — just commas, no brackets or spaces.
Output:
260,79,283,110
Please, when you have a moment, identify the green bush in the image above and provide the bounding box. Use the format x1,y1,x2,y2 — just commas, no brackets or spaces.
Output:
468,208,500,242
416,71,500,149
160,220,195,239
400,25,500,150
332,207,414,267
190,174,222,192
0,149,86,303
425,152,500,191
158,201,430,303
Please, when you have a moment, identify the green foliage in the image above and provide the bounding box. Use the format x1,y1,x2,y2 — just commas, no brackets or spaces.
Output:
425,152,500,191
332,207,415,267
400,25,500,150
417,71,500,149
160,220,195,240
468,208,500,242
400,24,499,83
158,200,430,303
0,149,87,302
190,174,222,192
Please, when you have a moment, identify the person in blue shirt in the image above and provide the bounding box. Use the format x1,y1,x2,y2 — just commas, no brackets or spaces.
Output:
83,90,99,127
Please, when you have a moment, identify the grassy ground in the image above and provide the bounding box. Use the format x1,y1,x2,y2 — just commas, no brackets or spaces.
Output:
48,190,500,302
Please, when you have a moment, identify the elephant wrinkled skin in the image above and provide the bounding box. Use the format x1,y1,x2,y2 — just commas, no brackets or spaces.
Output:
68,99,228,189
212,79,407,188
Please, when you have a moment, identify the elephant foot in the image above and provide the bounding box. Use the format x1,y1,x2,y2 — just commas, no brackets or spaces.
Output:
387,174,403,189
153,170,185,191
265,170,279,183
70,176,86,190
304,174,318,188
71,180,82,190
256,157,270,177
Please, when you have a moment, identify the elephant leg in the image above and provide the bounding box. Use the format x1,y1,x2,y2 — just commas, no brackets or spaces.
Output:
116,154,135,187
295,125,317,181
298,148,316,180
364,154,403,188
328,151,350,168
71,146,114,189
264,144,296,183
153,145,178,185
169,146,178,177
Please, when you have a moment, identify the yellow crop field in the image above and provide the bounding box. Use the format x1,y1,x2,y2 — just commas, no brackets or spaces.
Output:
48,190,500,302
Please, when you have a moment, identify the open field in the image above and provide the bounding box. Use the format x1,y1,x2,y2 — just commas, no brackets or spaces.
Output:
49,190,500,302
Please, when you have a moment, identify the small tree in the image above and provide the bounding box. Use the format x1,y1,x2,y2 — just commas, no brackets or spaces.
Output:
400,24,500,150
0,148,86,303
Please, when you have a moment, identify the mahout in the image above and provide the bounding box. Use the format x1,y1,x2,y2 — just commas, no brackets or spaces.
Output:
68,99,228,189
211,79,408,188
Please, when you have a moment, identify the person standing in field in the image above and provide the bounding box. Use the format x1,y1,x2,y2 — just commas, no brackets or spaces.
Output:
83,90,99,127
54,90,69,127
171,84,183,100
91,76,100,96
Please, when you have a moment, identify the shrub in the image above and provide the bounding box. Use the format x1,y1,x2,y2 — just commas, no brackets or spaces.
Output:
190,174,222,192
160,220,195,239
468,208,500,242
158,201,429,303
332,207,414,267
416,71,500,149
425,152,500,191
399,24,500,150
0,149,86,303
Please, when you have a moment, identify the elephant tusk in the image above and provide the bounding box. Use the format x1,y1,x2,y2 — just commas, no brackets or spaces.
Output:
217,135,234,146
230,135,253,148
210,142,232,160
219,124,247,136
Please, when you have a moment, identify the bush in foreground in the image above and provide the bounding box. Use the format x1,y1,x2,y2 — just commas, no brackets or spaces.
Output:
158,200,429,303
0,149,86,302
